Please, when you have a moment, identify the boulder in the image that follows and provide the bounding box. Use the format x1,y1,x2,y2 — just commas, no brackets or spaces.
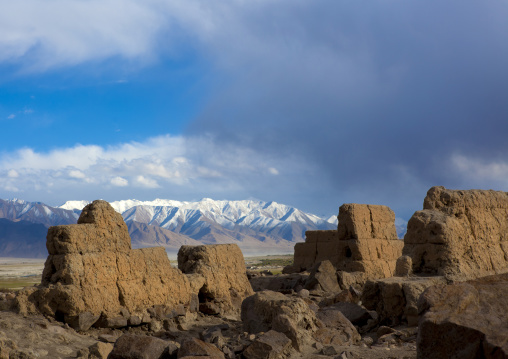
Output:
404,186,508,280
394,255,412,277
108,334,171,359
15,200,192,328
304,260,341,293
178,244,253,315
241,290,322,351
321,302,373,327
88,342,113,359
243,330,292,359
314,308,360,346
177,338,225,359
417,273,508,358
362,276,446,326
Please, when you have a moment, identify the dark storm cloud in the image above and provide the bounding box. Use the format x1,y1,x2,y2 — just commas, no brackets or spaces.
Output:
186,0,508,218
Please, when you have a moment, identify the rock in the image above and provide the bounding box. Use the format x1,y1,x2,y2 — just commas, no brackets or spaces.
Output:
376,326,396,338
324,302,373,327
94,315,127,329
394,256,412,277
297,289,309,298
293,204,403,283
88,342,113,359
108,334,171,359
304,260,341,293
201,325,229,346
362,276,446,326
128,315,142,326
314,308,360,345
15,200,193,327
63,312,100,331
98,334,118,343
321,345,338,355
249,273,308,293
418,273,508,358
178,244,254,315
243,330,292,359
404,186,508,280
241,290,322,351
177,338,225,359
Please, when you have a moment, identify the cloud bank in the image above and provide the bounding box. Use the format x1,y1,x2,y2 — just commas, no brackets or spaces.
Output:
0,135,320,209
1,1,508,219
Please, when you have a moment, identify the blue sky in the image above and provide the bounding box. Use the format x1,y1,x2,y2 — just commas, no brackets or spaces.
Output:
1,1,508,221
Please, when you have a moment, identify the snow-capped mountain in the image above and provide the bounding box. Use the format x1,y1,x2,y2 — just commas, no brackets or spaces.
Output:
0,199,78,227
0,197,337,257
60,198,336,247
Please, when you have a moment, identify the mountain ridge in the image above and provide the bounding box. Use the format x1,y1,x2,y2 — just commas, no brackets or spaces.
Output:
0,198,337,257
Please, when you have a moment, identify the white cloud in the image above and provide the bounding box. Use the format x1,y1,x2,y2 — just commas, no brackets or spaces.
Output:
451,154,508,184
135,175,159,188
0,134,310,203
111,177,128,187
0,0,166,70
7,169,18,178
7,114,15,119
268,167,279,175
68,169,86,179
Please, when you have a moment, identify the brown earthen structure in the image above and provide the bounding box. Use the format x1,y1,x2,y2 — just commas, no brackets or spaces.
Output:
294,204,403,280
15,200,252,329
403,186,508,280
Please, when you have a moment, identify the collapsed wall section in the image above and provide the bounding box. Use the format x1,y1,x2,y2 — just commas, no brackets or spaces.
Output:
178,244,254,315
17,200,192,329
293,204,403,280
403,186,508,280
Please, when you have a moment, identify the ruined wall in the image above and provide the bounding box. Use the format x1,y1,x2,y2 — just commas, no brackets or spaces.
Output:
403,186,508,279
17,200,192,329
178,244,253,315
294,204,403,280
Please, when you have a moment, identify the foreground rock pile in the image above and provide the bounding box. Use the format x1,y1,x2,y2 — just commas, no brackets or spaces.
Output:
1,187,507,358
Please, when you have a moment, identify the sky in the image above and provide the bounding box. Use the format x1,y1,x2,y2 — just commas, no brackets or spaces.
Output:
1,1,508,221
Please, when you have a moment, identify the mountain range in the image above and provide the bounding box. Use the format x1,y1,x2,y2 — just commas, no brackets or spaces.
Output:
0,198,338,258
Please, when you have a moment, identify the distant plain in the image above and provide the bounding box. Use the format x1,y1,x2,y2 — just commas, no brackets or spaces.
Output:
0,254,293,290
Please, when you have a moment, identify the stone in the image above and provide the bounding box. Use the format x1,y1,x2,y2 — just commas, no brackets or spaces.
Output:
404,186,508,280
314,307,360,345
178,244,254,315
177,338,225,359
304,260,341,293
362,275,446,326
94,316,127,329
241,290,322,351
376,326,396,338
249,273,307,293
243,330,292,359
418,273,508,358
98,334,118,343
128,315,142,326
63,312,100,331
88,342,114,359
15,200,193,327
394,255,412,277
108,334,171,359
321,345,338,355
321,302,372,327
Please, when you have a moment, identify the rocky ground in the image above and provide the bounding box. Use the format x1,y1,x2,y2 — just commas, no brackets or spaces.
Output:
0,260,417,359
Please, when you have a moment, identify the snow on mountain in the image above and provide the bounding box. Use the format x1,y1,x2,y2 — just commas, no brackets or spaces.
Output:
58,197,336,244
0,199,78,227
